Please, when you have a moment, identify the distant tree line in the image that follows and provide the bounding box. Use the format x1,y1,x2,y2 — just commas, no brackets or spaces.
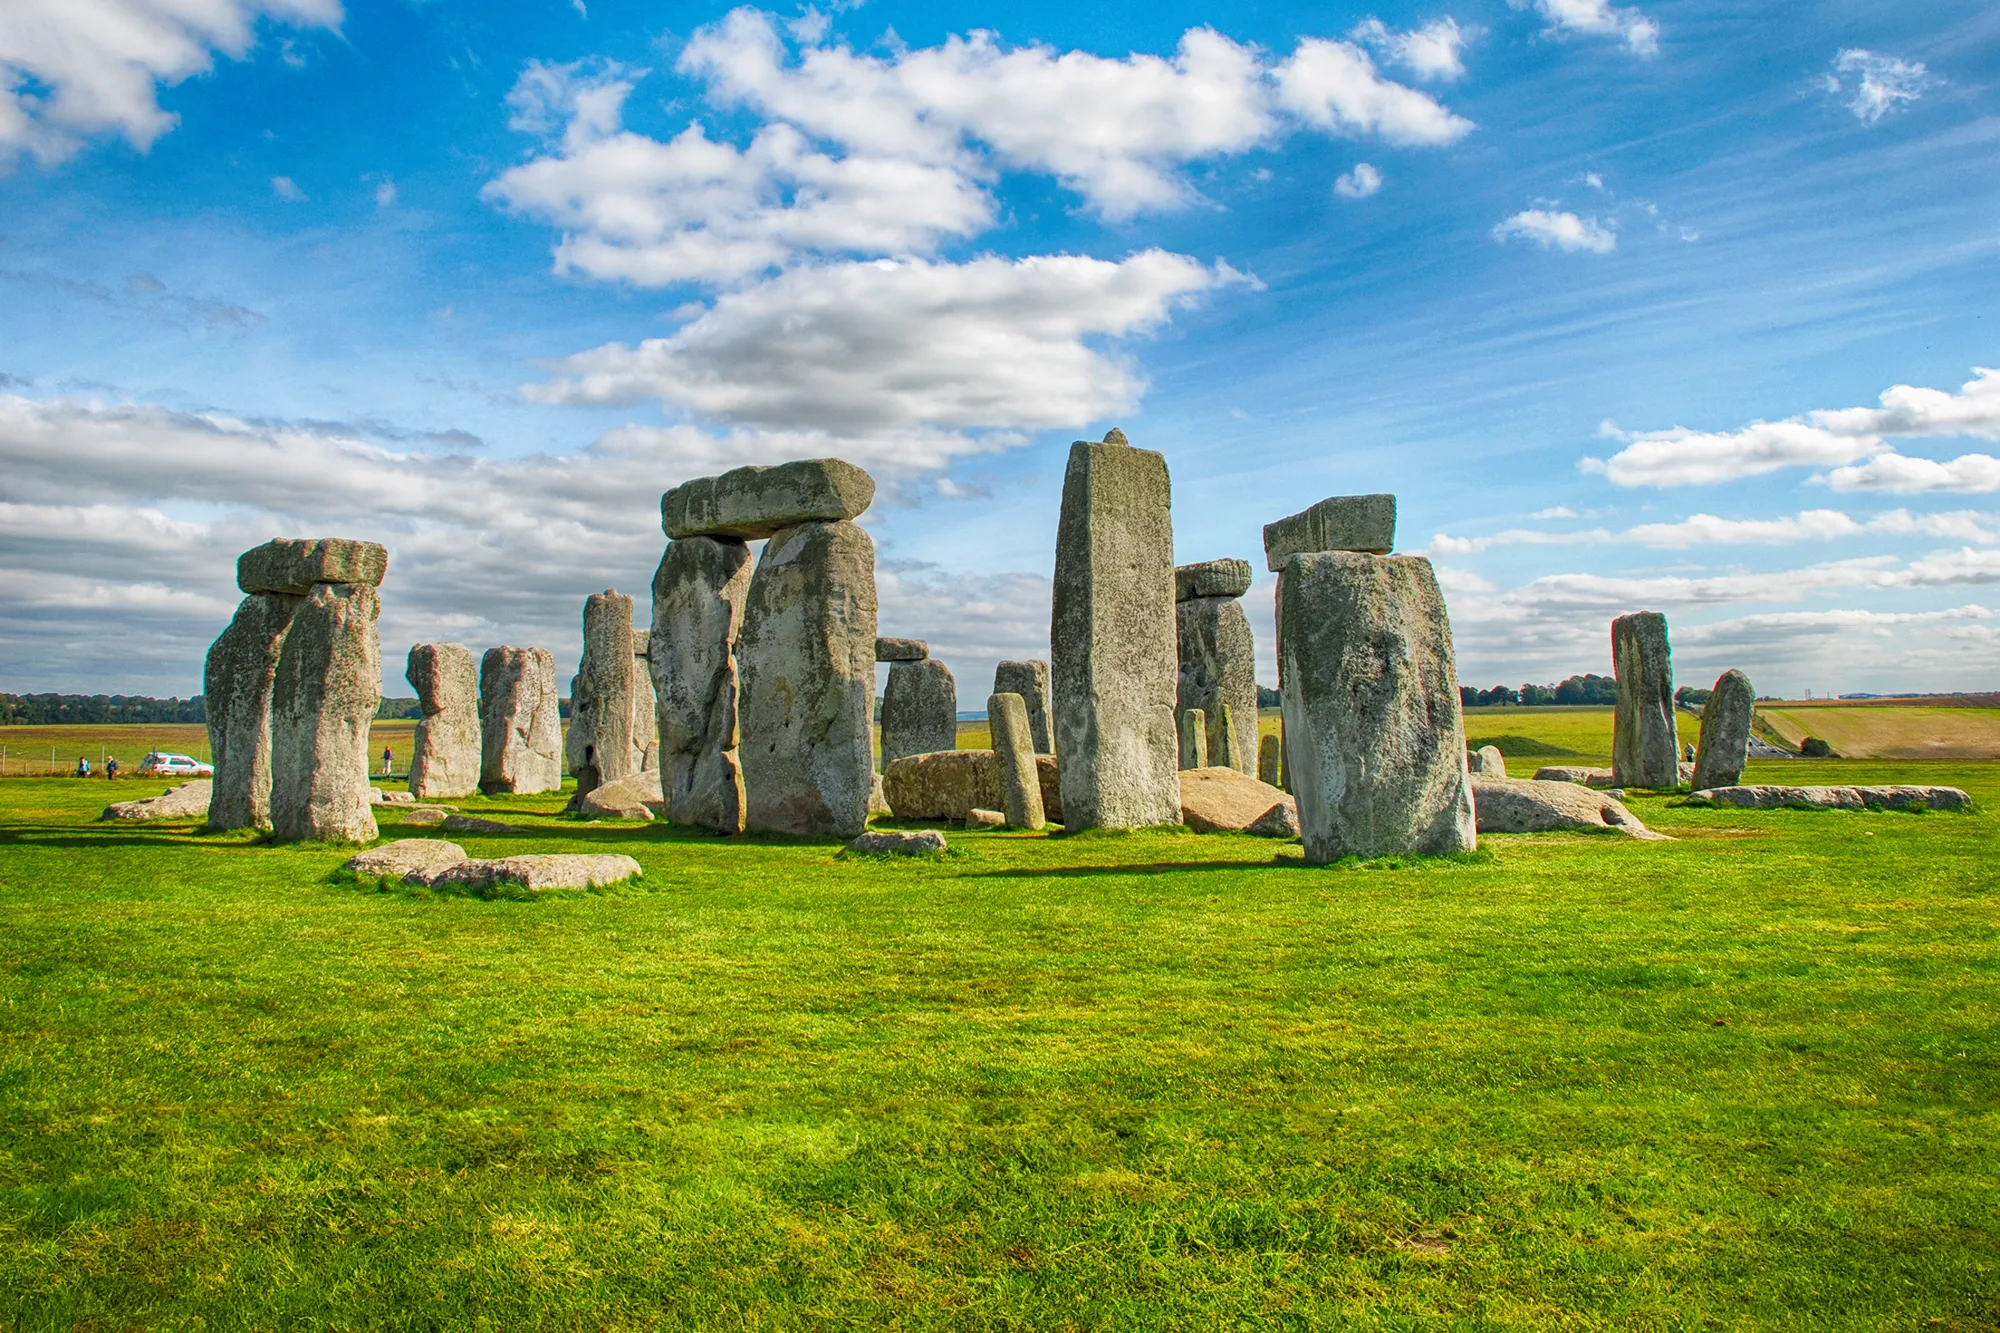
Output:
1458,674,1618,708
0,693,208,725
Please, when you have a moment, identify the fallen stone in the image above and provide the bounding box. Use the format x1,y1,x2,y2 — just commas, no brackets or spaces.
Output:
652,535,752,834
875,637,928,662
737,518,878,837
1178,766,1298,837
881,658,957,770
479,646,563,795
988,691,1047,831
367,788,417,804
845,829,947,856
441,813,520,834
101,780,213,822
965,807,1005,829
566,590,643,800
1263,494,1396,571
399,806,451,826
421,853,643,893
407,642,482,799
882,750,1063,823
237,537,388,595
1685,784,1971,812
1471,775,1667,839
993,660,1054,754
1280,551,1475,863
345,839,470,878
270,582,380,843
1535,763,1692,788
1469,745,1507,776
1177,591,1258,777
1051,429,1181,830
575,768,663,820
1690,669,1755,791
1175,558,1253,602
1612,611,1679,789
662,458,874,540
204,590,301,831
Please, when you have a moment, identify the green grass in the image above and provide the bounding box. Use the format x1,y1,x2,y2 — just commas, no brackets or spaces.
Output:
1,758,1996,1328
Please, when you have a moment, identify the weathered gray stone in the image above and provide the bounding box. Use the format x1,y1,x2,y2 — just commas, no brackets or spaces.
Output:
869,773,891,819
631,629,659,772
875,637,928,662
662,458,874,540
737,519,877,836
1685,784,1970,811
1050,430,1181,830
237,537,388,594
1470,775,1667,839
421,854,642,894
101,780,213,822
993,660,1053,754
987,692,1047,831
882,750,1063,823
881,658,957,770
1263,495,1396,571
345,839,471,878
1469,745,1507,776
1279,552,1475,863
398,806,451,826
651,536,752,834
1176,593,1259,777
846,829,947,856
1178,708,1208,770
1611,611,1679,788
406,642,481,799
479,646,563,795
1175,558,1253,602
270,582,380,843
1178,766,1297,837
204,591,300,830
442,813,521,834
575,769,665,821
965,807,1005,830
1690,669,1754,791
1258,732,1282,788
565,590,643,800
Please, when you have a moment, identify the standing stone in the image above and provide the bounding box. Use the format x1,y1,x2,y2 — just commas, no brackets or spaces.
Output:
1176,560,1259,777
566,590,642,799
632,629,659,772
1257,732,1282,788
652,536,753,833
269,582,380,842
1691,669,1755,791
1050,429,1180,830
1611,611,1679,788
987,692,1047,831
737,519,878,836
993,660,1054,754
1279,552,1475,863
204,592,301,830
1468,744,1507,777
881,658,957,769
1178,708,1208,770
480,646,563,794
406,642,481,799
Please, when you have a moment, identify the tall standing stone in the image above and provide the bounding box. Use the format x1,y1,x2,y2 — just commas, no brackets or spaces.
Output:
1611,611,1679,788
1050,429,1180,830
1175,558,1259,777
204,592,301,830
1691,668,1755,791
652,536,753,833
480,646,563,794
1178,708,1208,770
1257,732,1282,788
269,583,380,842
565,590,641,799
1279,551,1474,863
406,642,481,799
737,520,878,836
993,660,1053,755
987,692,1047,831
632,629,659,772
881,658,957,769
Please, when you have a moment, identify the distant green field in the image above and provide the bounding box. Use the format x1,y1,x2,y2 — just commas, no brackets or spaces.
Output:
1759,705,2000,760
0,721,420,777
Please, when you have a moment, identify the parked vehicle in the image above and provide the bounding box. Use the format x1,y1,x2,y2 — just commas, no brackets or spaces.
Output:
139,752,214,777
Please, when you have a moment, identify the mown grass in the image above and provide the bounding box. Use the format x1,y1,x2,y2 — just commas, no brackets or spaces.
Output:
0,721,420,777
1,757,1996,1329
1758,706,2000,761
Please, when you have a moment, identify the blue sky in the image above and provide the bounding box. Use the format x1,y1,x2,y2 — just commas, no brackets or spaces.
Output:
2,0,1996,702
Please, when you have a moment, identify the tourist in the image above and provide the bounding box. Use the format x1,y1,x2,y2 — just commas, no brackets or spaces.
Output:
381,745,394,775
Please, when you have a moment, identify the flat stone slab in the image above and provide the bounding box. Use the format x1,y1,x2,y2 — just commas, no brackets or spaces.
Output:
238,538,388,594
1178,766,1298,837
1472,776,1667,839
345,839,470,878
101,780,212,822
1175,558,1253,602
441,813,521,834
398,806,453,826
882,750,1063,823
1536,764,1693,788
421,854,644,893
845,829,948,856
1263,495,1395,570
369,787,416,804
1685,784,1971,811
875,637,928,661
662,459,874,540
573,769,664,821
965,808,1005,829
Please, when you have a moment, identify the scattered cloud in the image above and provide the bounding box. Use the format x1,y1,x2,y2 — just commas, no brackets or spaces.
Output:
1348,17,1471,83
1825,49,1936,125
1824,452,2000,494
271,174,306,201
1510,0,1658,55
1492,208,1616,253
372,177,396,207
1587,366,2000,487
1427,507,2000,554
0,0,342,167
1529,505,1576,519
1335,162,1382,199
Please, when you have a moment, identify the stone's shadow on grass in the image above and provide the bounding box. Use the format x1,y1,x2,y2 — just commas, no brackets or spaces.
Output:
0,826,216,849
328,867,641,903
969,858,1294,879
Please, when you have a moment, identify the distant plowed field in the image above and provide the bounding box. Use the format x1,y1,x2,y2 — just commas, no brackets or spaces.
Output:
1758,705,2000,760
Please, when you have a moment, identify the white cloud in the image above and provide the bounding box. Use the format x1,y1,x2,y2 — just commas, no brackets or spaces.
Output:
1334,162,1382,199
1349,17,1470,82
1492,209,1616,253
1530,505,1576,519
1828,49,1935,125
1511,0,1658,55
1825,453,2000,494
271,174,305,201
1590,367,2000,488
1271,37,1475,148
372,177,396,207
1427,507,2000,555
0,0,341,166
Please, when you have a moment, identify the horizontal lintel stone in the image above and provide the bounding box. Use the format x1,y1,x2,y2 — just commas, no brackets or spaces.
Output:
1262,494,1395,571
1174,558,1253,602
237,538,388,594
662,458,874,540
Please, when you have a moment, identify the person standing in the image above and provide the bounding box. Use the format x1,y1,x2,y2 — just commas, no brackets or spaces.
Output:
381,745,394,776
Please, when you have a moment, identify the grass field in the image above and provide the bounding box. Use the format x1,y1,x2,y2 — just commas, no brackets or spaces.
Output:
1758,706,2000,761
1,730,1995,1326
0,721,421,777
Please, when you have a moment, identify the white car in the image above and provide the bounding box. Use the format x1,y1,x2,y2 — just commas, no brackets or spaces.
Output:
140,752,214,777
